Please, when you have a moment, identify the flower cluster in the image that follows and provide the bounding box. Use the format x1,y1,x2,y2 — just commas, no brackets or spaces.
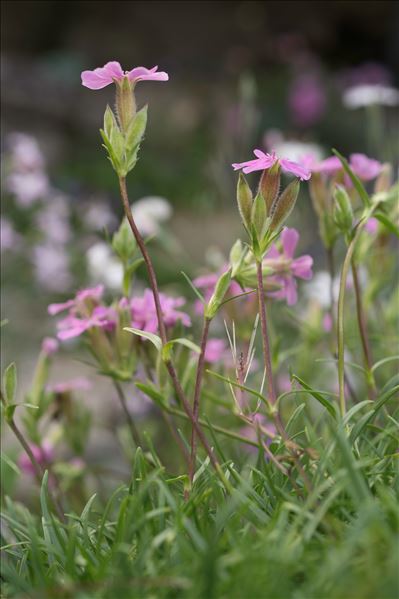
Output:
232,149,311,180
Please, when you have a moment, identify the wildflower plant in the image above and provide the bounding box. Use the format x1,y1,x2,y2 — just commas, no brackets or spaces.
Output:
1,59,399,599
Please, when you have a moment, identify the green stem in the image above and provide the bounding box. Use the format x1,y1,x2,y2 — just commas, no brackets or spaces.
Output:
189,317,211,485
351,260,376,399
113,381,143,447
337,211,378,417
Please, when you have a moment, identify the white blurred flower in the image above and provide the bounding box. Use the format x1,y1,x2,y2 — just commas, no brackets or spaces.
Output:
305,271,339,308
6,171,50,206
8,133,45,171
343,84,399,108
35,197,71,244
33,244,72,292
82,199,117,231
0,217,21,250
86,242,123,291
263,130,324,162
131,196,172,236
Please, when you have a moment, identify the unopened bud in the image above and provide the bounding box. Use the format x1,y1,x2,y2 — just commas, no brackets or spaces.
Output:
205,269,232,319
309,173,327,216
229,239,245,276
374,163,392,194
251,192,268,239
269,179,300,232
115,76,136,132
259,162,281,214
333,185,353,232
237,173,253,230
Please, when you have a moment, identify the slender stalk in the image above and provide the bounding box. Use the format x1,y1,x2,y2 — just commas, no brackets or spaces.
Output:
255,261,313,494
118,177,227,488
189,317,211,484
0,393,65,521
256,260,276,404
113,381,143,447
326,245,336,330
351,260,376,398
337,213,377,417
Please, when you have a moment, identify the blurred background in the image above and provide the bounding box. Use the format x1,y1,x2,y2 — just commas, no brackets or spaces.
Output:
1,0,399,387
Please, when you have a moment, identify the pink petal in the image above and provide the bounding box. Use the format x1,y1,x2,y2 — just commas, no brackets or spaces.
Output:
48,299,75,315
281,227,299,258
291,255,313,279
315,156,342,175
128,66,169,83
364,217,379,234
280,158,311,180
285,277,298,305
349,153,382,181
81,61,123,89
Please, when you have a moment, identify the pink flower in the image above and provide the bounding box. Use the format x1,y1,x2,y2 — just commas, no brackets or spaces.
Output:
302,153,382,181
232,149,311,181
18,441,54,476
240,414,277,454
41,337,59,356
48,285,104,316
81,61,169,90
130,289,191,334
349,154,382,181
288,73,326,127
204,339,227,364
364,217,379,235
264,227,313,306
322,313,333,333
48,377,92,394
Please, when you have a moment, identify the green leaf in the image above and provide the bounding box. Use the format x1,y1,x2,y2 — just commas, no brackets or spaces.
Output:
3,363,17,405
291,374,337,419
237,173,253,230
125,105,148,153
123,327,162,351
180,271,205,303
332,149,370,207
162,338,201,361
374,213,399,238
135,381,168,407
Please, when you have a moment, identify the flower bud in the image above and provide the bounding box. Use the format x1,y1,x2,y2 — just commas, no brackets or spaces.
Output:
333,185,353,233
237,173,253,230
115,76,136,132
259,162,281,214
309,173,327,217
229,239,245,277
205,269,232,319
269,179,300,232
251,192,268,239
374,163,392,194
112,218,137,262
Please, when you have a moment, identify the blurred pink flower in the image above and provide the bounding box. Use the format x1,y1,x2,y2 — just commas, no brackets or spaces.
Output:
48,377,92,394
18,441,54,476
193,271,244,315
130,289,191,333
7,171,49,206
33,244,72,293
302,153,382,181
8,133,45,171
204,339,228,364
364,217,379,235
240,413,277,454
81,61,169,90
232,149,311,180
48,285,104,316
0,218,21,250
322,313,333,333
41,337,59,356
264,227,313,306
288,73,326,127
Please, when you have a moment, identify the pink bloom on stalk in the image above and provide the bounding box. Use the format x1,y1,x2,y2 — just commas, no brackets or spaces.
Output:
18,441,54,476
364,217,379,235
48,285,104,315
349,153,382,181
240,413,277,454
56,306,117,340
302,152,382,181
130,289,191,334
322,313,333,333
41,337,59,356
48,377,92,394
265,227,313,306
232,149,311,181
81,61,169,90
204,339,227,364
